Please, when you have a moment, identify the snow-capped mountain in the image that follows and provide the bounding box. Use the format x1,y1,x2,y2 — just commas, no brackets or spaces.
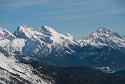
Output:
2,25,124,56
80,28,125,53
13,25,77,57
0,26,125,58
14,25,77,45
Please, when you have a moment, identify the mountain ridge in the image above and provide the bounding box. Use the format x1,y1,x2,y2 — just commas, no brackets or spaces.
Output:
0,25,125,56
0,25,125,68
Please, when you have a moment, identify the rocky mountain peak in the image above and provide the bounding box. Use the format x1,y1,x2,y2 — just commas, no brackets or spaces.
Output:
0,27,15,41
14,25,37,39
38,26,59,36
92,28,122,39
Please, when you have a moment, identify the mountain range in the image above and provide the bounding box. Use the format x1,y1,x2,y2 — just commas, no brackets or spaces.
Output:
0,25,125,67
0,25,125,83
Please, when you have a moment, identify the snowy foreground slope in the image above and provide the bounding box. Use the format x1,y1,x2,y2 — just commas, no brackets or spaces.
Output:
0,50,53,84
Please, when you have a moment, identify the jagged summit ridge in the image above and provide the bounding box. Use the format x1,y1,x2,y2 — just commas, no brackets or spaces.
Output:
0,27,16,41
38,26,75,43
91,28,122,39
14,25,41,40
38,26,59,36
14,25,76,44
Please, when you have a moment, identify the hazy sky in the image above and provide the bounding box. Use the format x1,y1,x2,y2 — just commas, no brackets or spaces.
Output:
0,0,125,39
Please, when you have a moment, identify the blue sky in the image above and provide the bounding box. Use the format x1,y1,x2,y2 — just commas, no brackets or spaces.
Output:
0,0,125,39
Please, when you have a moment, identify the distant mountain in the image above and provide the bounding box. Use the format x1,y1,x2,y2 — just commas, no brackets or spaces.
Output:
80,28,125,54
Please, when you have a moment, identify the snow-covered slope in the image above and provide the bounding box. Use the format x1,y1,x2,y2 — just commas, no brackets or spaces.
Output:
3,38,25,54
0,27,25,54
0,49,53,84
80,28,125,53
0,28,15,47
